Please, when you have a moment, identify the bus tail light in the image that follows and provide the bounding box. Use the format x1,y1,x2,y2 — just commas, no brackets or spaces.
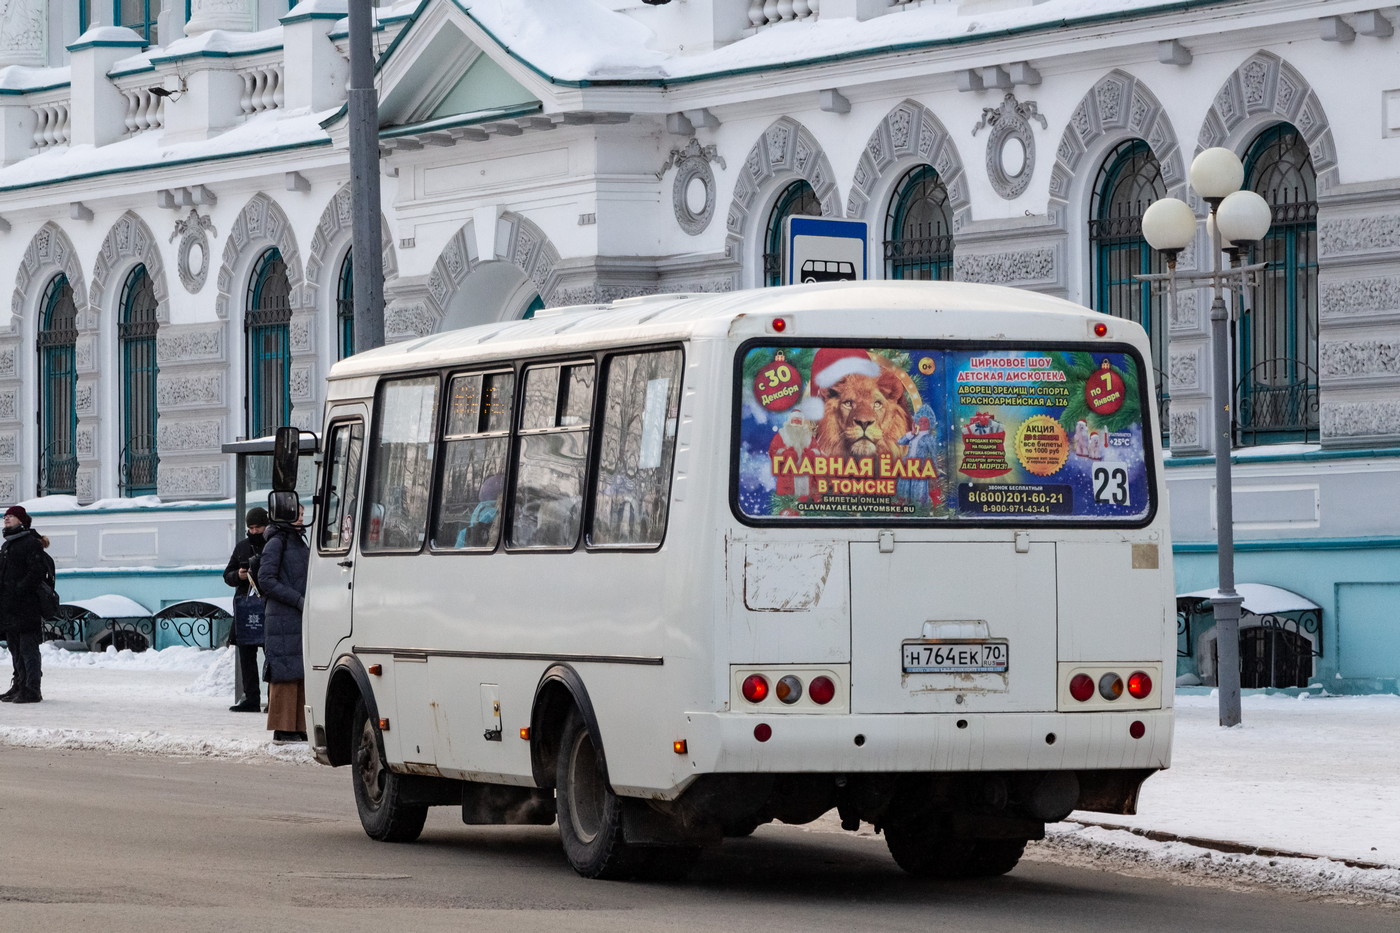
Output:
808,676,835,705
1098,673,1124,701
1069,673,1094,702
1129,721,1146,739
1127,671,1153,699
741,674,769,703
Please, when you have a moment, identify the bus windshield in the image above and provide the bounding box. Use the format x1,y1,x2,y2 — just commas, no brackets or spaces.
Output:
736,342,1155,525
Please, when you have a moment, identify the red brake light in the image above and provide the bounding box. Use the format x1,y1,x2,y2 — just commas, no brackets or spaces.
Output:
808,676,836,705
1127,671,1153,699
1069,673,1094,702
771,317,787,332
741,674,769,703
1093,321,1109,337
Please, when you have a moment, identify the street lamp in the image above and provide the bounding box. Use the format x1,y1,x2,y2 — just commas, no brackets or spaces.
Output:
1137,147,1271,728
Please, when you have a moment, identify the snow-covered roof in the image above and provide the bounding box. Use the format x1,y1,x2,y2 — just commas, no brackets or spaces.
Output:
62,595,154,618
1178,583,1322,616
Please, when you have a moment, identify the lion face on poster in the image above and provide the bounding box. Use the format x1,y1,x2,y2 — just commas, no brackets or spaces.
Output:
814,366,914,460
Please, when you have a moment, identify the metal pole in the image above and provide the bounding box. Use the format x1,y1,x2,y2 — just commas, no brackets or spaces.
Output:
1208,210,1243,727
348,0,385,353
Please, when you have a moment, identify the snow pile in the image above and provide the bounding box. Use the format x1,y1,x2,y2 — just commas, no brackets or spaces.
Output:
1036,824,1400,905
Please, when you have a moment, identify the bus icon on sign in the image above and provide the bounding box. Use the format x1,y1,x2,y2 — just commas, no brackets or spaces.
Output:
800,260,857,283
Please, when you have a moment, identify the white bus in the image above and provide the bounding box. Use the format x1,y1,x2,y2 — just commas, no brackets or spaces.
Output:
298,281,1175,880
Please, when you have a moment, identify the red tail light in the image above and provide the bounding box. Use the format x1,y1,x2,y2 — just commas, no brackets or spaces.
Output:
808,676,836,705
1069,673,1094,702
741,674,769,703
1127,671,1153,699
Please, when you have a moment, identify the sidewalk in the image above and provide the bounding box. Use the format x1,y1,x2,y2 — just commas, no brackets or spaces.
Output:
2,643,1399,897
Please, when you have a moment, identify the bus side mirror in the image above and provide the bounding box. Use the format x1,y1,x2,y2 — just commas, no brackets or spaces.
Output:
267,489,300,525
272,425,300,492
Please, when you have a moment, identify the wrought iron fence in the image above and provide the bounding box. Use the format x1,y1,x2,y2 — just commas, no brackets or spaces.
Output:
120,432,160,497
1234,357,1319,446
38,441,78,497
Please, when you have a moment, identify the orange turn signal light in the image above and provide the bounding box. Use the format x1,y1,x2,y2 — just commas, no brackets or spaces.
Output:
378,718,390,731
519,727,531,741
367,664,382,675
673,740,688,755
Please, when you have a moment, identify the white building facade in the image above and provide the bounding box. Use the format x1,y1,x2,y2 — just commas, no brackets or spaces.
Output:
1,0,1398,690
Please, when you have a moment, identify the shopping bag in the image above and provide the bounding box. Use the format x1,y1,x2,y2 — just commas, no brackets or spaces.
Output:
233,593,266,646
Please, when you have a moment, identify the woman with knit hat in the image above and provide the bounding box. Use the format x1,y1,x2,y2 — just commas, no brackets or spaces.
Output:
0,505,48,703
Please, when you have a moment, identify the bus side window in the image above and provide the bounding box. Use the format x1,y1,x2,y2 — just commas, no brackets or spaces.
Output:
590,349,682,547
319,419,364,551
432,370,513,550
363,376,439,553
510,362,593,548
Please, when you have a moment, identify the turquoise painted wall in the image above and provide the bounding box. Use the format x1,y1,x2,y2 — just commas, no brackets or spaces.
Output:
1173,541,1400,693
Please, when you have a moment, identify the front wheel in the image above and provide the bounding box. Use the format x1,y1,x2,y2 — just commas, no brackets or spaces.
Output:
351,697,428,843
555,709,634,879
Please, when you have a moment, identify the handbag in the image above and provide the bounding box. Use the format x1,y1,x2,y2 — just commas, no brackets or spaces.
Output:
233,582,266,647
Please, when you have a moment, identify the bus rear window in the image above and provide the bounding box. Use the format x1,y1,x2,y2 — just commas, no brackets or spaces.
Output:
736,344,1154,524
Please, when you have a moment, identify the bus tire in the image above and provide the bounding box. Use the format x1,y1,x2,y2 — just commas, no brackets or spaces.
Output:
351,697,428,843
884,823,977,878
556,709,634,879
966,838,1026,877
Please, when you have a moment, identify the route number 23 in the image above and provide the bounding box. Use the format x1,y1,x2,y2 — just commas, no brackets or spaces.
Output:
1093,464,1129,505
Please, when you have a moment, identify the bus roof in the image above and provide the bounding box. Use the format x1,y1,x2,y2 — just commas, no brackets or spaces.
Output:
327,281,1121,380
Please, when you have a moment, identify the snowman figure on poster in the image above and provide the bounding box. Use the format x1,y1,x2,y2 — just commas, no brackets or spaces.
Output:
896,404,941,508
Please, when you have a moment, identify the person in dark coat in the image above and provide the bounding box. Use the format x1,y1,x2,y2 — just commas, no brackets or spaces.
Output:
0,505,48,704
257,505,309,744
223,506,269,712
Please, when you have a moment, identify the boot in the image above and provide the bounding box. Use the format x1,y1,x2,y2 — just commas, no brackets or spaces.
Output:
0,681,18,702
11,690,41,704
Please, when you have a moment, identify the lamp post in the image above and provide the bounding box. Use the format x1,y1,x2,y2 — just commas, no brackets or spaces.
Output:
1137,148,1272,728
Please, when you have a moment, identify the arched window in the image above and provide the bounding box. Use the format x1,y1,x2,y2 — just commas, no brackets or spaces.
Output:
884,165,953,281
119,265,159,496
1088,139,1169,438
246,249,292,439
763,180,821,287
337,249,355,360
1238,124,1319,445
38,275,79,496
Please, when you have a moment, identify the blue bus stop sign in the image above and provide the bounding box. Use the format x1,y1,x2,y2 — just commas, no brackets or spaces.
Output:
784,216,868,285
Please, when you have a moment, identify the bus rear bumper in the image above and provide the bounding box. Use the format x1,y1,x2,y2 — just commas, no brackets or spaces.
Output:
678,708,1173,775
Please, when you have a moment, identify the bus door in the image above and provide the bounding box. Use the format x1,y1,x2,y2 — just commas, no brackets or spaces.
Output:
309,409,366,668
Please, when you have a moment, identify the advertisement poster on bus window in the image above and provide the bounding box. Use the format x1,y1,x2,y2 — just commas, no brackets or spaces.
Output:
735,344,1152,523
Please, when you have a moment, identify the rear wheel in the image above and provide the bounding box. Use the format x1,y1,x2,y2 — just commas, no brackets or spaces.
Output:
351,697,428,842
884,824,1027,879
556,709,635,879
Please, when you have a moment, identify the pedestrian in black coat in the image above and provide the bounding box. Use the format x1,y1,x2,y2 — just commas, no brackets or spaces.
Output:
222,506,269,712
257,506,309,744
0,505,48,704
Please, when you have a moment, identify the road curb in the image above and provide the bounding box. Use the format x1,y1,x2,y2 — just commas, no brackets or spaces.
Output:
1073,819,1393,871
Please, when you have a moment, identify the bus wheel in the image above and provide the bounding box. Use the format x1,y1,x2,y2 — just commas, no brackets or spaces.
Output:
351,697,428,843
556,709,634,879
966,838,1026,877
884,823,976,878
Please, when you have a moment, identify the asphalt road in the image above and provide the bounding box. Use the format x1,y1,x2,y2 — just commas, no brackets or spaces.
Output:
0,747,1394,933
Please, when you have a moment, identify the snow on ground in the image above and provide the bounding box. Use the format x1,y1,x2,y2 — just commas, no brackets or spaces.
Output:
2,643,1398,902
